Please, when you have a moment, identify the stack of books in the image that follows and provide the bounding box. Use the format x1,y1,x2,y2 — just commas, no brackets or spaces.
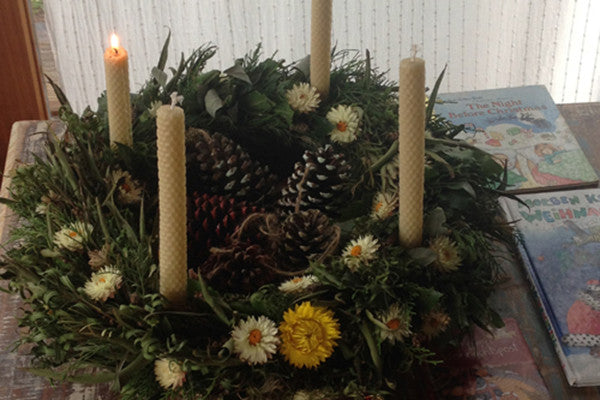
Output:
436,85,600,388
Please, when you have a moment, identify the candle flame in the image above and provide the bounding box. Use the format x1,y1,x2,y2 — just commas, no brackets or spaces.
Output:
110,33,120,50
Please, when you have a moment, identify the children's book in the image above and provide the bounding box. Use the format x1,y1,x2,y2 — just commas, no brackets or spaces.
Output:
434,85,598,193
501,189,600,386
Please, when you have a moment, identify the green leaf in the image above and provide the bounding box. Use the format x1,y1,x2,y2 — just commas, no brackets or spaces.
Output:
423,207,447,237
242,91,274,112
223,63,252,84
447,181,476,198
407,247,436,266
416,287,443,312
426,65,447,122
151,67,167,88
205,89,224,117
156,30,171,71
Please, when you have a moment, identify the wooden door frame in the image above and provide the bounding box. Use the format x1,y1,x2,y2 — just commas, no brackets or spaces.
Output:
0,0,48,176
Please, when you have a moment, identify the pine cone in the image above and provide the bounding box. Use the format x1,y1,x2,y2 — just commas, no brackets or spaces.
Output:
186,128,279,204
198,242,277,294
187,192,260,268
278,145,351,215
279,209,339,269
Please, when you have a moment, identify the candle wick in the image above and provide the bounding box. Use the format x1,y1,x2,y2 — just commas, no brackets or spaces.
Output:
410,44,418,61
169,92,184,110
113,47,118,55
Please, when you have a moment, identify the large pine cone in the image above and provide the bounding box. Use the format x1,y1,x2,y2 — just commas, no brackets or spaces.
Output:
187,192,260,268
198,242,277,294
186,128,279,204
279,209,339,269
278,145,351,215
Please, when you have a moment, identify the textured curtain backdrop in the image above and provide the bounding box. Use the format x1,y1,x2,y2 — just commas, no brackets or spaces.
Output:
44,0,600,113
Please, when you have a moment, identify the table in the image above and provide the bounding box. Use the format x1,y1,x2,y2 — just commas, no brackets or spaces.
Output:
1,106,600,398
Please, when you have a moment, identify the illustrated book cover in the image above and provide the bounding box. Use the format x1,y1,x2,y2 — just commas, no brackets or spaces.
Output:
443,318,551,399
434,85,598,193
501,189,600,386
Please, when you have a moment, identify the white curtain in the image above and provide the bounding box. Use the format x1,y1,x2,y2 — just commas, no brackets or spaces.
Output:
44,0,600,114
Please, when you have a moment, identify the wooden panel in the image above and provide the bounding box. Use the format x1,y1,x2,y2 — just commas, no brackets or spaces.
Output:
0,0,48,179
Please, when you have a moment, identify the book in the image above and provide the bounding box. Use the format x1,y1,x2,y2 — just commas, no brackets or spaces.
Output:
440,318,550,399
434,85,598,193
501,189,600,386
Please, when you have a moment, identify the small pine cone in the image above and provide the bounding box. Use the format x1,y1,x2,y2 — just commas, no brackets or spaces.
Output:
279,209,339,269
278,144,351,215
198,242,277,294
186,129,278,203
187,193,260,268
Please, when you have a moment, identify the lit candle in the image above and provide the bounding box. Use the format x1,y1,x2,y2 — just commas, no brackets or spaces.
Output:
104,33,132,147
398,46,425,248
310,0,332,97
157,92,187,305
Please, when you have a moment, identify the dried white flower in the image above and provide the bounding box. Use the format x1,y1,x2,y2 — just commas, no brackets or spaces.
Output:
326,105,361,143
154,358,186,389
286,83,321,113
83,266,123,302
231,315,279,365
53,221,93,252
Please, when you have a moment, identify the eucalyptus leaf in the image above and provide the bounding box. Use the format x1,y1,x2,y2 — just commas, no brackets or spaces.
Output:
294,54,311,77
423,207,447,237
448,180,476,198
151,67,168,88
407,247,437,266
223,63,252,84
205,89,224,117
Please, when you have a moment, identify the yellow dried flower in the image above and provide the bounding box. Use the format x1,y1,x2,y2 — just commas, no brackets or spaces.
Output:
279,301,340,369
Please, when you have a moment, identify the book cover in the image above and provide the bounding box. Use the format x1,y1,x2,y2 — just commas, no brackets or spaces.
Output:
434,85,598,193
441,318,550,399
501,189,600,386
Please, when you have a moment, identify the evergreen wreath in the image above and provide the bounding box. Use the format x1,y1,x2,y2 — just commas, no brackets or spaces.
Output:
1,36,513,399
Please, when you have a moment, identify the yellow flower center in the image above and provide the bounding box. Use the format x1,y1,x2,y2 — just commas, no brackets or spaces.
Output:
375,202,383,212
336,121,348,132
293,319,326,353
386,318,401,331
299,93,306,99
292,277,303,283
99,277,106,283
68,231,78,238
248,329,262,346
350,245,362,257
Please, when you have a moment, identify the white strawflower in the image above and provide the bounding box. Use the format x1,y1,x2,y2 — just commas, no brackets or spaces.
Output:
326,105,361,143
286,83,321,113
278,275,319,293
429,236,462,272
231,316,279,365
112,169,142,204
378,303,412,343
371,191,397,220
154,358,186,390
53,221,93,251
83,266,123,302
342,234,380,271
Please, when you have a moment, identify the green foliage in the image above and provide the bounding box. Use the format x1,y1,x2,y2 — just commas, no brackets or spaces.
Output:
0,39,513,399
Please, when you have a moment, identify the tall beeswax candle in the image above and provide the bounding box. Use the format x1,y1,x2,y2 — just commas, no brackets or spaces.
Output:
157,93,187,305
104,34,132,147
398,52,425,248
310,0,332,97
